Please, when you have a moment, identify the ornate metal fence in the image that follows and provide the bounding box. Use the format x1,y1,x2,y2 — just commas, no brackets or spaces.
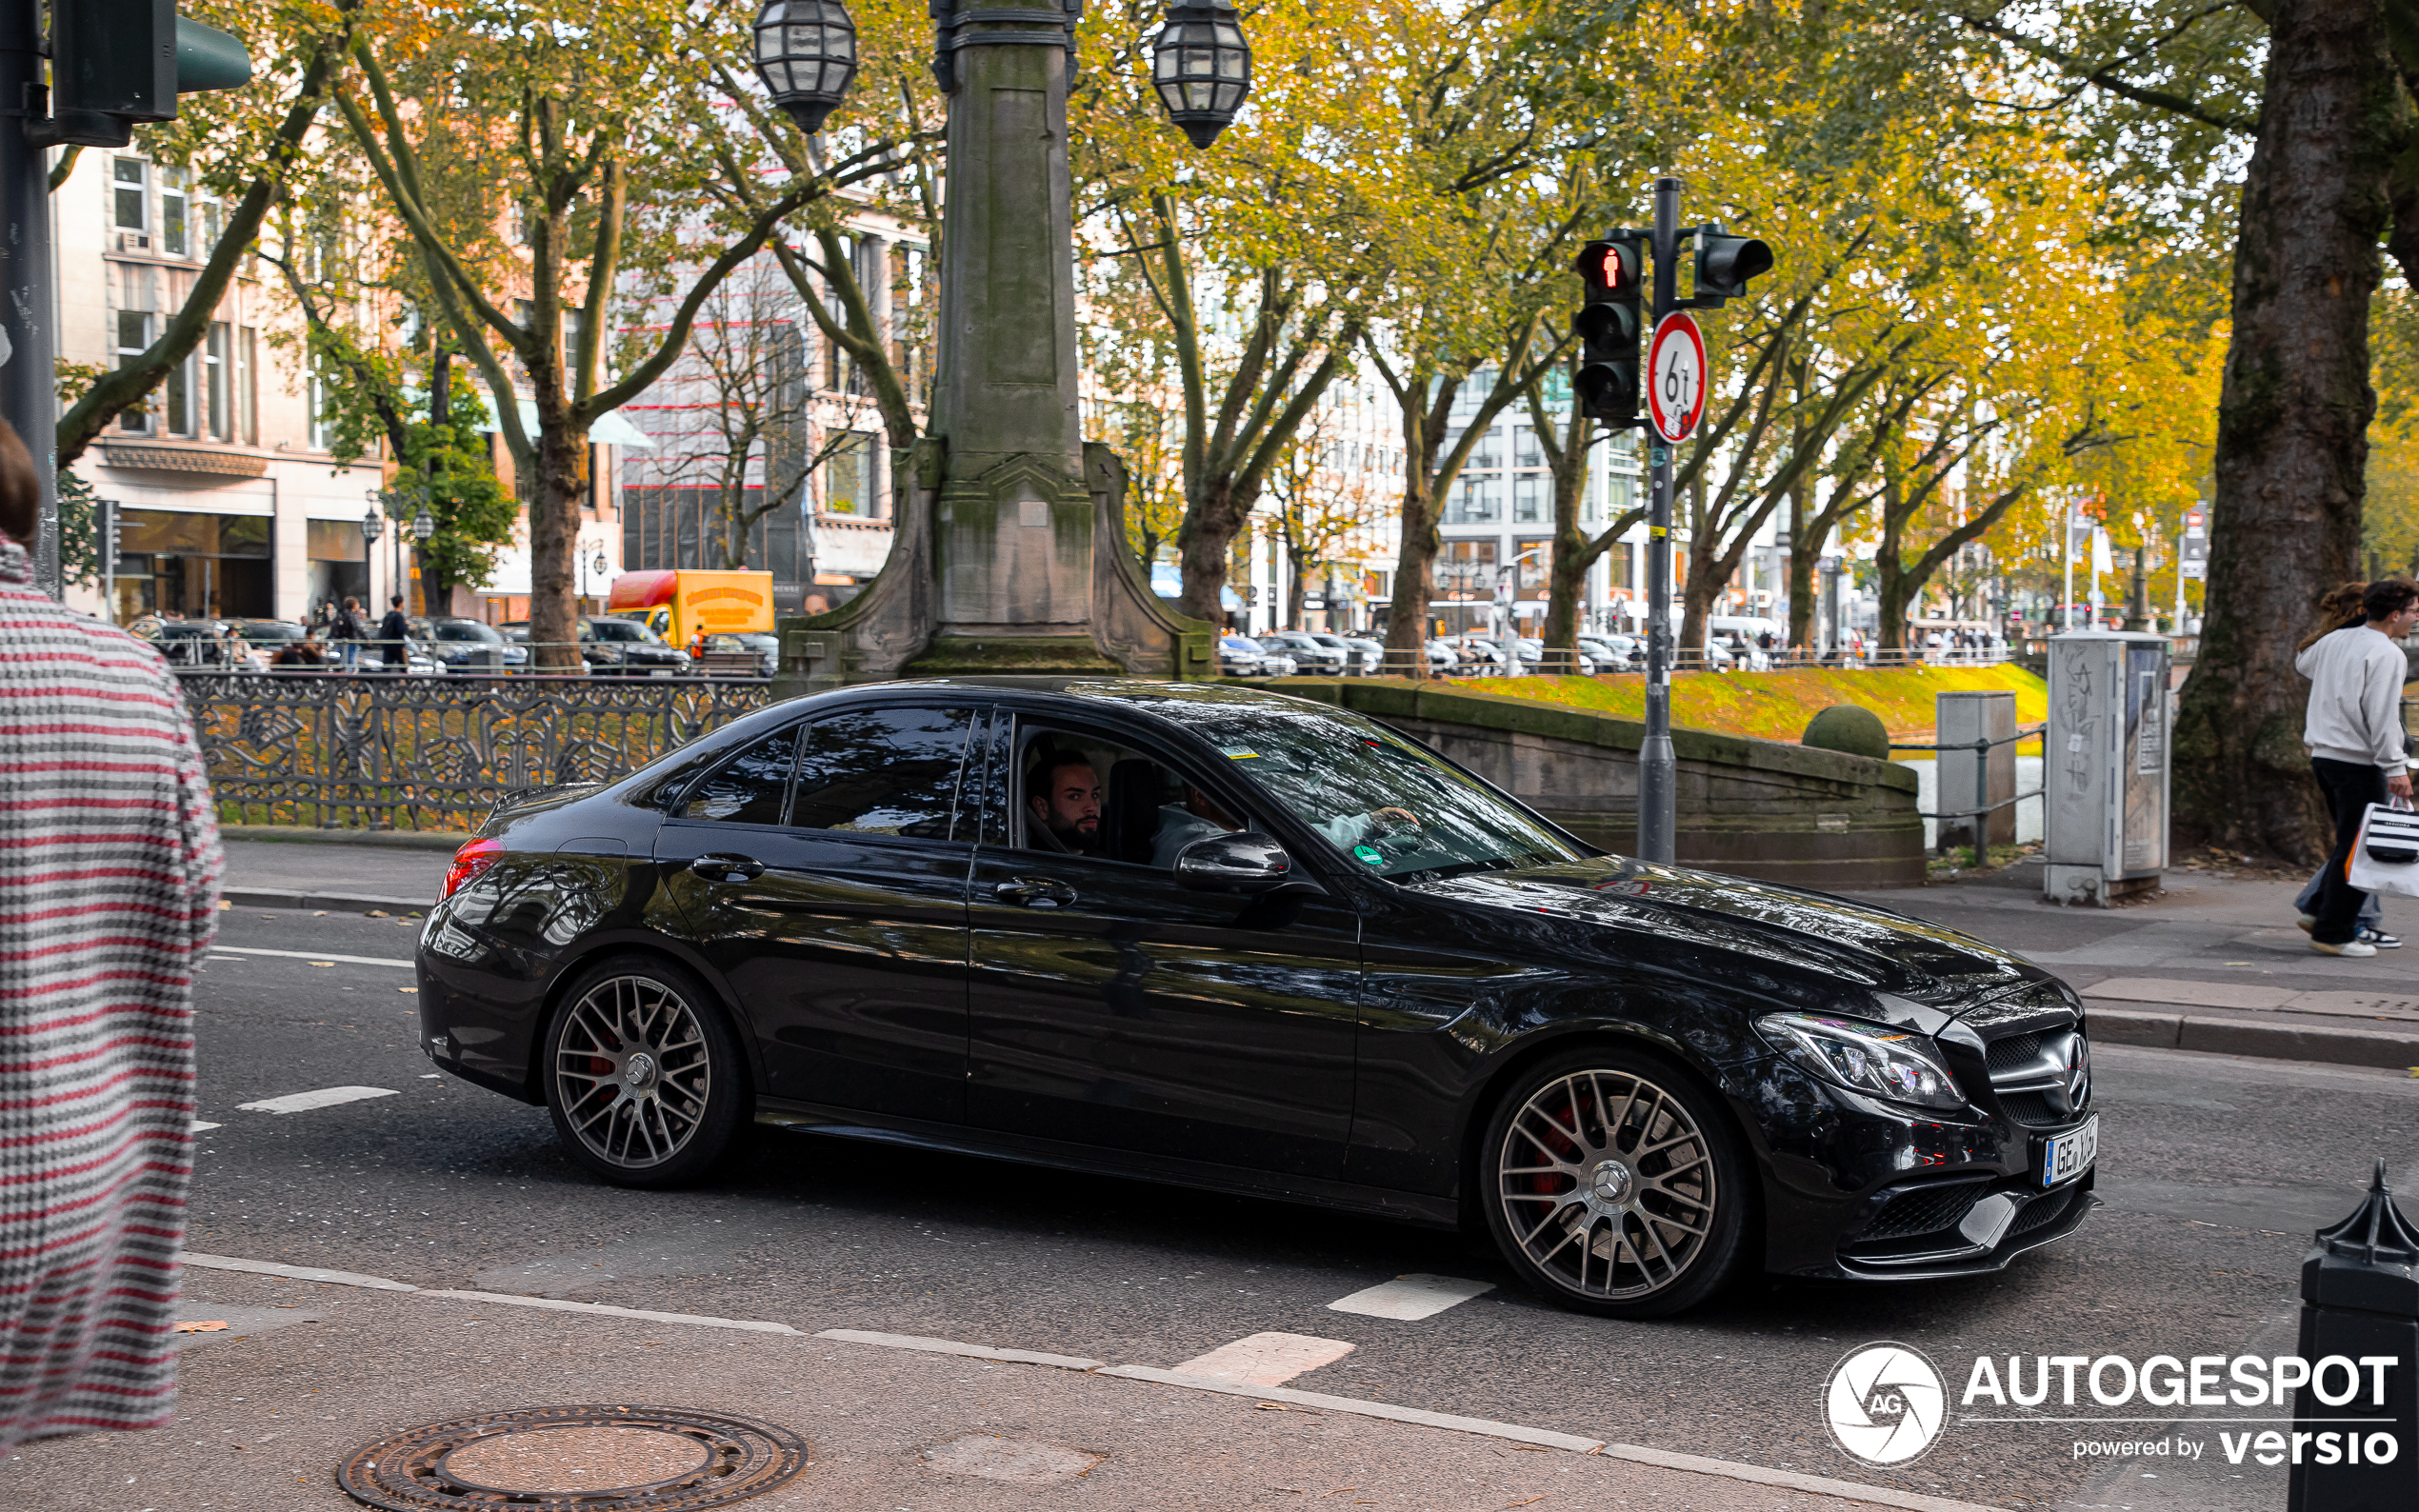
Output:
181,675,779,832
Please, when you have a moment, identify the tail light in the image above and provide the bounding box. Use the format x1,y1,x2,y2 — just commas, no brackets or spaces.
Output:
443,837,502,899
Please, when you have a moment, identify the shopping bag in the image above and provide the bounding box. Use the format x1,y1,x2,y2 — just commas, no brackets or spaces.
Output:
2349,802,2419,898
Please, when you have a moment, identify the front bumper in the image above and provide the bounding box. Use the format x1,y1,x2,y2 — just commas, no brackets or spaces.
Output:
1744,1059,2099,1282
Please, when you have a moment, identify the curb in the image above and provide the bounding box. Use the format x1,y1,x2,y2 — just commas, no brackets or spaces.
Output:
2088,1004,2419,1069
222,888,432,914
222,826,473,852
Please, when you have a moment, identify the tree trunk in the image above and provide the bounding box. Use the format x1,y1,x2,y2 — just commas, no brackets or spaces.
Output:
1680,531,1720,668
1175,476,1247,626
529,421,590,670
1877,474,1910,657
2172,0,2393,862
1384,477,1440,672
1785,479,1814,650
2124,546,2150,630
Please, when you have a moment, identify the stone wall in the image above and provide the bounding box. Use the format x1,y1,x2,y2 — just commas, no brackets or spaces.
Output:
1272,679,1924,890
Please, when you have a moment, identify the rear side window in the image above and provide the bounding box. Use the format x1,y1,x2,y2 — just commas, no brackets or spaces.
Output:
677,726,799,825
790,706,972,839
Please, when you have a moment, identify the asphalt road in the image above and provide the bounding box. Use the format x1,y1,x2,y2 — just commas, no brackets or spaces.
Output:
183,903,2419,1511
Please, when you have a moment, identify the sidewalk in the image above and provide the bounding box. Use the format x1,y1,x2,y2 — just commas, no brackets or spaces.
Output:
220,834,452,911
1846,856,2419,1069
1,1257,1989,1512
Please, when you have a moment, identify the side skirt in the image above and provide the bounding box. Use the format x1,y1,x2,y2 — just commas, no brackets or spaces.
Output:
752,1099,1462,1230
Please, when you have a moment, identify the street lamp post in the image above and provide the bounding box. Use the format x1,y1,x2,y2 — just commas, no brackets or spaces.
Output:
764,1,1252,685
411,506,435,615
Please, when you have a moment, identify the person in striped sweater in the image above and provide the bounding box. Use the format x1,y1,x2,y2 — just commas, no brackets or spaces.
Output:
0,418,223,1450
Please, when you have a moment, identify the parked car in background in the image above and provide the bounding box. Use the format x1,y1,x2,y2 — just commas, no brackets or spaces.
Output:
413,617,530,674
580,616,692,678
1260,629,1348,676
1217,635,1266,678
699,632,778,678
1579,633,1643,668
1340,636,1388,675
1422,638,1460,673
1448,636,1510,675
142,619,240,669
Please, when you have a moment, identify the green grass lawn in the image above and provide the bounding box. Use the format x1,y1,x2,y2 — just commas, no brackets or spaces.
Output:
1437,662,2048,753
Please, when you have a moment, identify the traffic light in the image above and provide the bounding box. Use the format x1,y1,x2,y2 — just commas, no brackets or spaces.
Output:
1572,235,1643,423
42,2,252,148
1692,225,1773,305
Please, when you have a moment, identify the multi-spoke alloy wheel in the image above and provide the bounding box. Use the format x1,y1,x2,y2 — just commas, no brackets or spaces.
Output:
544,960,744,1187
1483,1050,1750,1318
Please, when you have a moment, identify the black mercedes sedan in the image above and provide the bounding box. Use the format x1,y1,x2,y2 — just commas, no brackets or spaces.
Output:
415,679,2096,1318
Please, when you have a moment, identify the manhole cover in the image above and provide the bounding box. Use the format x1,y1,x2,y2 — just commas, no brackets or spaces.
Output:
338,1404,807,1510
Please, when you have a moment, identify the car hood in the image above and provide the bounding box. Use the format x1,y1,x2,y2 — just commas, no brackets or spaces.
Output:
1413,854,2050,1009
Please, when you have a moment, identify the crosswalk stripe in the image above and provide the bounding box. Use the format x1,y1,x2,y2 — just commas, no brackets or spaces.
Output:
234,1085,400,1115
1170,1330,1355,1387
1326,1273,1495,1321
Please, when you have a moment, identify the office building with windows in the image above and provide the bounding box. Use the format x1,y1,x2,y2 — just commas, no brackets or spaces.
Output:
56,152,390,627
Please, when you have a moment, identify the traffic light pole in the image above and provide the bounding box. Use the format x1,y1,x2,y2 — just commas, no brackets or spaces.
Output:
0,0,55,597
1636,175,1681,865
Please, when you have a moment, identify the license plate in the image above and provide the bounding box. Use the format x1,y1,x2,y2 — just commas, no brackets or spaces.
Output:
648,667,673,678
2043,1116,2097,1187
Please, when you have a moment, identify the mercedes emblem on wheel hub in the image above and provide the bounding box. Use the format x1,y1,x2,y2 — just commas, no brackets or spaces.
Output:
1589,1160,1633,1204
623,1053,658,1092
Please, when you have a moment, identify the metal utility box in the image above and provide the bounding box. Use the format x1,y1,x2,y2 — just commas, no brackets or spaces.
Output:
2045,631,2170,906
1937,689,2017,849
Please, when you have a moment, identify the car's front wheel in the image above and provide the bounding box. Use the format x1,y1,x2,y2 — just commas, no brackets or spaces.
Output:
543,957,748,1188
1480,1046,1753,1318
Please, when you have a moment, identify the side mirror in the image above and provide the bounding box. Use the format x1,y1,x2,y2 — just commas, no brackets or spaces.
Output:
1174,831,1294,895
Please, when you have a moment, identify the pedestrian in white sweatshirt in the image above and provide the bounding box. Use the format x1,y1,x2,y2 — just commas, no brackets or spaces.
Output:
2295,578,2419,955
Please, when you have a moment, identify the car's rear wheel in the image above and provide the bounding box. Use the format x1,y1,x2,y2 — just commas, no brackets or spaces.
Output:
543,957,747,1188
1480,1046,1753,1318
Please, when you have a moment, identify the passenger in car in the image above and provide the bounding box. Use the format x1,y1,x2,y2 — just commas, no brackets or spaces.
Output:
1150,784,1243,868
1026,752,1104,855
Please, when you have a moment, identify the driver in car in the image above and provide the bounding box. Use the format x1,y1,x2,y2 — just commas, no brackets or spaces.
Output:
1320,806,1420,848
1027,753,1104,856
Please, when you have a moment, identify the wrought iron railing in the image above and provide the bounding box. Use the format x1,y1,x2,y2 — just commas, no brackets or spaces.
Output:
181,674,778,833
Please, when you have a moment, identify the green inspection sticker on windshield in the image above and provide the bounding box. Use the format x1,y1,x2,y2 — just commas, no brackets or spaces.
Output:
1352,844,1385,865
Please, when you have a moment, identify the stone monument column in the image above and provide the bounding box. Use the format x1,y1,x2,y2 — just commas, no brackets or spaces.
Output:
778,0,1211,689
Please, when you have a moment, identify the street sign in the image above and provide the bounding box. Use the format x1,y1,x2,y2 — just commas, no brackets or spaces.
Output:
1647,312,1708,442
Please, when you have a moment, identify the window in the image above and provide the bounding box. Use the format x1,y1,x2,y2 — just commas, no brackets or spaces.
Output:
1513,474,1545,525
679,726,799,826
1513,426,1541,469
1610,541,1633,590
114,311,150,432
112,159,146,231
1444,475,1501,526
236,327,257,443
161,169,188,257
205,323,230,440
822,431,874,514
1018,728,1248,867
790,706,971,838
1515,538,1551,591
1437,538,1496,594
307,360,330,450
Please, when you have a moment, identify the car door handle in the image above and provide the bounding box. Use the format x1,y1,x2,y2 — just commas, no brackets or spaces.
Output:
690,853,765,882
992,878,1077,908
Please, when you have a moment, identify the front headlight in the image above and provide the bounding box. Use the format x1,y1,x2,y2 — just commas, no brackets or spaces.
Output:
1754,1011,1968,1111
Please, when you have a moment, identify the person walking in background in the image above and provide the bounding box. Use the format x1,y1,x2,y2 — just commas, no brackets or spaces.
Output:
2296,579,2419,957
0,417,223,1451
377,593,410,670
332,595,368,670
2295,583,2391,945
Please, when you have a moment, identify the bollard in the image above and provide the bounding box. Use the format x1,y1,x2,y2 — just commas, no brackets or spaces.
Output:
2289,1159,2419,1511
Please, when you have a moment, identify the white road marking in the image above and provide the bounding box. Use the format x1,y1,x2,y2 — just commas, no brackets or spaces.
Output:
1101,1364,1603,1451
813,1328,1100,1370
1326,1273,1494,1321
190,1122,221,1132
206,945,415,969
234,1085,400,1115
1170,1330,1354,1387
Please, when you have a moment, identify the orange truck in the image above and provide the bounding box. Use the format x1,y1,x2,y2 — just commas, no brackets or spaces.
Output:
603,570,777,645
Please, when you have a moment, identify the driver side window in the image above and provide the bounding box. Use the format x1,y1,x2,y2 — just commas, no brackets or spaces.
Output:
1017,727,1248,870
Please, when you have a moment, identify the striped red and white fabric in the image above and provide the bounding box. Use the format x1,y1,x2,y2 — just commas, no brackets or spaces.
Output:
0,539,220,1450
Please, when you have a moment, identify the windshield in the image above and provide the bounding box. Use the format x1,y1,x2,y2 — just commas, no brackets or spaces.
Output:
588,621,652,643
436,622,502,643
1180,704,1585,882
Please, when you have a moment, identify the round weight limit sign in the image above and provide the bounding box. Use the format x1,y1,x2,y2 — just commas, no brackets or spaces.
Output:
1647,312,1709,442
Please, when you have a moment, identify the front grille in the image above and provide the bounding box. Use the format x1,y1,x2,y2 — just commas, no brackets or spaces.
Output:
1863,1183,1983,1240
1998,1090,2063,1128
1986,1031,2047,1075
2010,1185,2076,1237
